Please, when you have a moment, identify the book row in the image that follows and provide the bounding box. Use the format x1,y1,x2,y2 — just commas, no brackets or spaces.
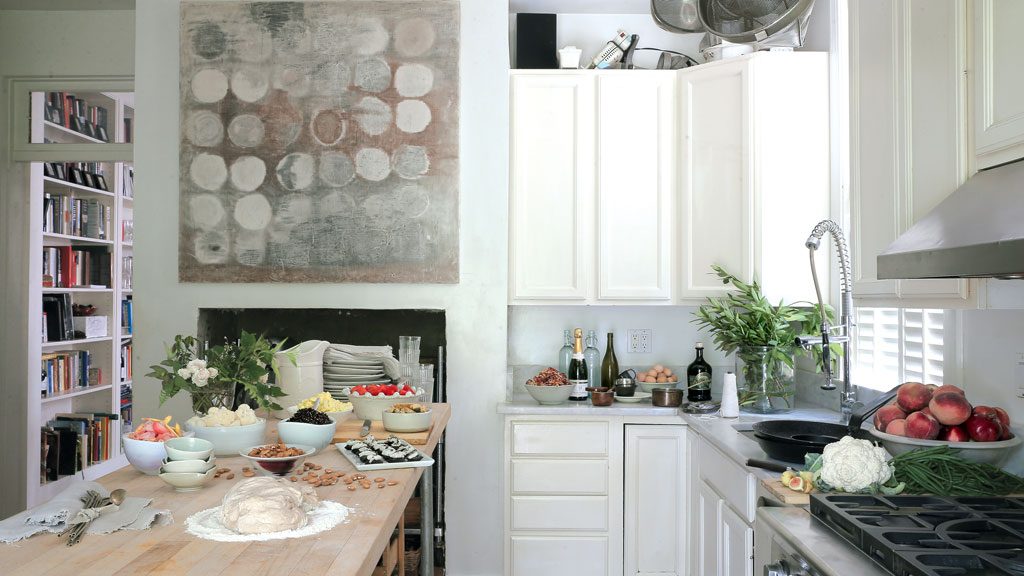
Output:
41,412,119,483
42,246,111,289
43,192,111,239
43,162,110,192
45,92,110,142
40,350,100,397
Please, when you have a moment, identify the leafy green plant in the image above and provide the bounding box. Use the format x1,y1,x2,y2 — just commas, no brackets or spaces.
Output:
146,331,294,412
692,265,841,370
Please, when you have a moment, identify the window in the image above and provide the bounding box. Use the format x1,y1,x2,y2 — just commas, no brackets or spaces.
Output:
853,307,951,390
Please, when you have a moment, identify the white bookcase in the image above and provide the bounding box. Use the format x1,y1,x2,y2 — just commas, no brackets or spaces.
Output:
21,91,135,507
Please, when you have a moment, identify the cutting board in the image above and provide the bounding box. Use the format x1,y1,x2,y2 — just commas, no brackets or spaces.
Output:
762,478,813,505
332,418,432,445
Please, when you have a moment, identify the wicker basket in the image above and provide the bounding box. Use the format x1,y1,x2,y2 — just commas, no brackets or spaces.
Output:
404,547,421,572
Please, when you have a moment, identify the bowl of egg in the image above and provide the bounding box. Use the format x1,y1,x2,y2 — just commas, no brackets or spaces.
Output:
637,364,680,393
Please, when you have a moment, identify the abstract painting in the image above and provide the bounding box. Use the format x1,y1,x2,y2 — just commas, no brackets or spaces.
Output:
179,1,459,283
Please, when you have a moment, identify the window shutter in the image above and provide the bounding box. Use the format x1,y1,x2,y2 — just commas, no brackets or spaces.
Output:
853,308,948,390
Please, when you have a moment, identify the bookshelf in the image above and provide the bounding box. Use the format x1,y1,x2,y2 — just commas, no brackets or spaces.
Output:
21,90,135,508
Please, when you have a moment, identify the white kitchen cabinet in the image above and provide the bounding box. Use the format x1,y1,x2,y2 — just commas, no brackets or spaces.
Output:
696,480,721,576
849,0,972,305
974,0,1024,169
509,71,674,304
720,502,755,576
503,416,686,576
623,425,687,576
691,436,756,576
676,52,830,305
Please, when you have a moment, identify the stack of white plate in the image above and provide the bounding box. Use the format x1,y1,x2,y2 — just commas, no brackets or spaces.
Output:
322,357,391,399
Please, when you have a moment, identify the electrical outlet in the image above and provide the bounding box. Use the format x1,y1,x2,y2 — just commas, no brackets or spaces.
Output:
1016,353,1024,398
628,329,652,353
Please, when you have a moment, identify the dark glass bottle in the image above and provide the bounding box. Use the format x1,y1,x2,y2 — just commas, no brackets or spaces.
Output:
687,342,712,402
600,332,619,388
568,328,589,401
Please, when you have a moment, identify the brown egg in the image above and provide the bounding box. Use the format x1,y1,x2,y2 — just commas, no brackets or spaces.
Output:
656,375,668,383
647,369,659,378
663,368,673,377
653,364,665,373
669,375,678,383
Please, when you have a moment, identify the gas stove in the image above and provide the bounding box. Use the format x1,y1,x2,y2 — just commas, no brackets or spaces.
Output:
810,493,1024,576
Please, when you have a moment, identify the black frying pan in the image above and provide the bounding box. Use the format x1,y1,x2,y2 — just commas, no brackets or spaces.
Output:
750,386,899,464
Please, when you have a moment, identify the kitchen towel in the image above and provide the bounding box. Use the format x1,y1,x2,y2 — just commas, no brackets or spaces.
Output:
325,344,402,380
0,480,172,544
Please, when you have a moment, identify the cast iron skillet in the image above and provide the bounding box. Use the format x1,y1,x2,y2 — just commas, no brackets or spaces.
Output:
750,385,899,464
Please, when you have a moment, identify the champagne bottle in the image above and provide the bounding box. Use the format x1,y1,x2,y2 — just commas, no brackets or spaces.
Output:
558,329,572,374
687,342,712,402
568,328,589,401
584,330,600,390
601,332,619,388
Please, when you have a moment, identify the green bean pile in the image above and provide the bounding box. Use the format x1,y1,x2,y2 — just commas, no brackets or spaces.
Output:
892,446,1024,496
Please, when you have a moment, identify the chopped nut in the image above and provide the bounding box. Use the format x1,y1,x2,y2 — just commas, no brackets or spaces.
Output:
242,470,256,477
377,483,385,489
225,473,235,480
216,467,230,474
387,480,398,486
373,477,386,483
289,476,298,482
347,485,356,491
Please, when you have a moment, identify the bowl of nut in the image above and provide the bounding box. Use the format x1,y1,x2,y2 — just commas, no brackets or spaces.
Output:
524,367,574,405
382,403,432,433
239,442,316,476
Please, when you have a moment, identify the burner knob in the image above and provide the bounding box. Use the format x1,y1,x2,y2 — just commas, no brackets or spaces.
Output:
765,559,793,576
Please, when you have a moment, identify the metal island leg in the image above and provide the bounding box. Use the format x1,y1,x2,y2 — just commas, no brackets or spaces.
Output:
419,464,434,576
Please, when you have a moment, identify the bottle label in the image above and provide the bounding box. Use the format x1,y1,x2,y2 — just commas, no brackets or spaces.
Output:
569,379,588,399
689,372,711,390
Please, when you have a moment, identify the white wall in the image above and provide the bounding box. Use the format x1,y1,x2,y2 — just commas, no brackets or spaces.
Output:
0,8,134,519
133,1,508,574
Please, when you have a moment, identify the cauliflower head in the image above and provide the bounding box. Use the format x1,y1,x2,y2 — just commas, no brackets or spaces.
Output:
818,436,893,493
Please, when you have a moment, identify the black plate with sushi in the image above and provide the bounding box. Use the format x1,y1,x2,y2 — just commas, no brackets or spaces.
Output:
335,434,435,471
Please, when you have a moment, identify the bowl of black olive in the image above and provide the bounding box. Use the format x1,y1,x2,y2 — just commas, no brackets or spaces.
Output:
277,408,337,450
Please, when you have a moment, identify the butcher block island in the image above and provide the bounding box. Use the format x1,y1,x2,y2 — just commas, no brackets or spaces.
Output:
5,404,450,576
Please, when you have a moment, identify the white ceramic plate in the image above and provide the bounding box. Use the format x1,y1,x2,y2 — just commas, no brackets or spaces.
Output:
323,366,386,375
614,391,652,403
323,357,384,367
335,443,434,471
323,373,388,381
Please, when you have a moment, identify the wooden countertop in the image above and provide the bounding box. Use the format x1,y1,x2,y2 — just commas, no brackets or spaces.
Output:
4,403,450,576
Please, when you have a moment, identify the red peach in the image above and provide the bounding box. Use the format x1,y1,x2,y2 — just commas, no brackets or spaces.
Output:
929,392,972,426
897,382,933,413
938,425,970,442
965,414,1002,442
934,384,965,396
874,404,908,432
886,419,907,436
974,405,998,419
905,411,941,440
994,407,1011,429
920,406,933,417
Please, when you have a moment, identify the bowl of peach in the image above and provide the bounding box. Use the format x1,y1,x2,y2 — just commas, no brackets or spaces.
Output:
868,382,1021,466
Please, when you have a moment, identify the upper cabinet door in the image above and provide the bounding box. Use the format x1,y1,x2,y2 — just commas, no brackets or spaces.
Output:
596,73,675,300
510,74,595,301
677,60,753,300
974,0,1024,169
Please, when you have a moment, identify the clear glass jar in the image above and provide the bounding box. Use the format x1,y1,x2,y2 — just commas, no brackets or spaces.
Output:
736,345,795,414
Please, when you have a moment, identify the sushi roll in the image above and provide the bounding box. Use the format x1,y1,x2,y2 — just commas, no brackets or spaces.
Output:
346,441,367,452
404,449,423,462
365,453,385,465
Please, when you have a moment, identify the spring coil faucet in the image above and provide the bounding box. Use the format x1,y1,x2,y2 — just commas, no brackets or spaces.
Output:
796,220,857,421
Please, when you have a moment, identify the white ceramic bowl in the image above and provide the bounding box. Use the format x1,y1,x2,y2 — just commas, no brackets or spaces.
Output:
160,456,216,474
239,444,316,476
122,431,195,475
286,405,353,423
349,393,419,420
164,436,215,461
187,419,267,456
158,467,216,492
382,409,432,433
868,425,1023,466
638,380,679,394
524,383,574,405
277,418,338,450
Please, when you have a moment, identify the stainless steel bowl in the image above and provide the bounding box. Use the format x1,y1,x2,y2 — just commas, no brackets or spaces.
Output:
651,387,683,407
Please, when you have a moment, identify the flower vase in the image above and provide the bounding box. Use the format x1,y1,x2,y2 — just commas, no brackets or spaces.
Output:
190,383,236,416
736,345,795,414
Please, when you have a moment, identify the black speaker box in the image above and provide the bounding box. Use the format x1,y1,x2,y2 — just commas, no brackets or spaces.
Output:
516,13,557,69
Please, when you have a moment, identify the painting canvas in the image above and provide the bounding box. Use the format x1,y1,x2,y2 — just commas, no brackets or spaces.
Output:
179,1,459,283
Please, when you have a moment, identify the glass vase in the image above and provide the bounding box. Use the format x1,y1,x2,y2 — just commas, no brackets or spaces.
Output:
735,345,795,414
190,383,236,416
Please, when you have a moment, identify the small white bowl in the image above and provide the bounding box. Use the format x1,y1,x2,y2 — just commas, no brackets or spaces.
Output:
524,383,574,405
286,405,353,423
165,437,214,461
349,393,419,420
122,431,195,475
187,419,267,456
159,467,216,492
382,409,432,433
278,418,338,450
160,456,216,474
239,444,316,476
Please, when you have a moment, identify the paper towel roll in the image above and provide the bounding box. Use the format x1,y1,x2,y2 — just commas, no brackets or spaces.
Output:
721,371,739,418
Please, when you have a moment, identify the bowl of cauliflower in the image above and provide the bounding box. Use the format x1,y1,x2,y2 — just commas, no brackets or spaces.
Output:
185,405,267,456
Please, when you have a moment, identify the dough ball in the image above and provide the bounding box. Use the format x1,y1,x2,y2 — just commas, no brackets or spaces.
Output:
221,477,319,535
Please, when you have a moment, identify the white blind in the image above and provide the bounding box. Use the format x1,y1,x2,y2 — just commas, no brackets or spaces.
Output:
853,307,948,390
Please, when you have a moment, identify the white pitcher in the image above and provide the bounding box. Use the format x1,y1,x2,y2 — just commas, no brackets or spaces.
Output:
274,340,329,419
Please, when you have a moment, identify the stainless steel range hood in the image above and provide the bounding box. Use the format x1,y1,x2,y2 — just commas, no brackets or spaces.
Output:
877,159,1024,279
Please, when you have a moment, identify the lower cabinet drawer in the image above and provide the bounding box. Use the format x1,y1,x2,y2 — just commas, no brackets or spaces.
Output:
510,535,609,576
511,496,608,531
698,438,756,523
511,459,609,494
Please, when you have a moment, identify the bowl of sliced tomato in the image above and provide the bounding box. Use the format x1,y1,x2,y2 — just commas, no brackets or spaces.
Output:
348,383,422,420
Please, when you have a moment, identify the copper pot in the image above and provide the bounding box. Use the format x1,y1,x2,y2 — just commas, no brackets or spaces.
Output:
586,387,614,407
651,387,683,407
